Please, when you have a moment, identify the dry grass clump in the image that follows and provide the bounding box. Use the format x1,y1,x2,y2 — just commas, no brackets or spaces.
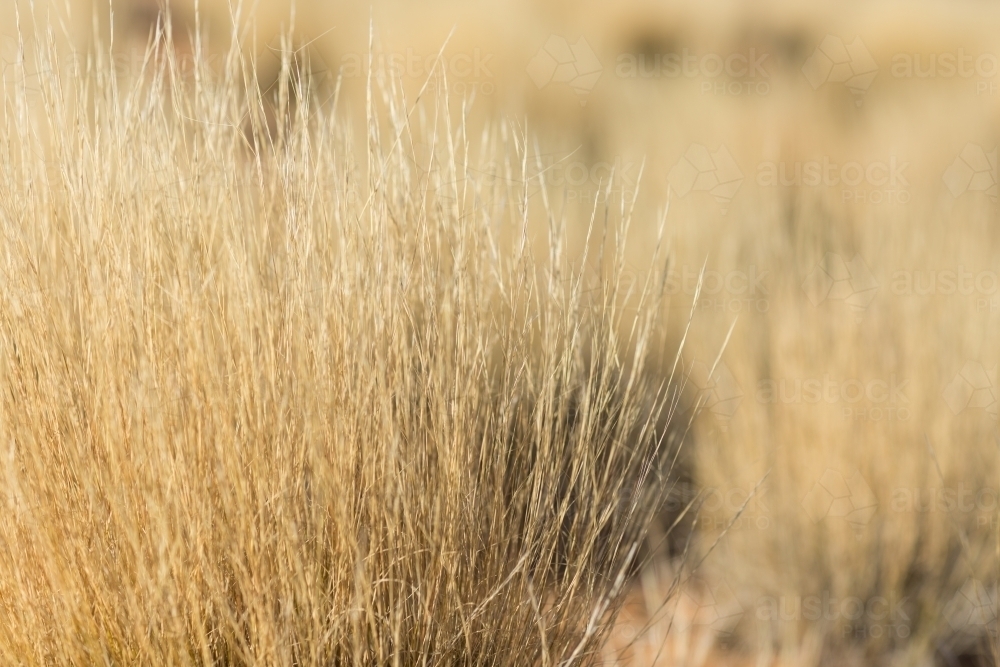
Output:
0,24,685,665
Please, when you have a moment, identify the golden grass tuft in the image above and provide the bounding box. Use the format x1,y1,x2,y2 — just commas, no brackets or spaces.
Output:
0,22,685,665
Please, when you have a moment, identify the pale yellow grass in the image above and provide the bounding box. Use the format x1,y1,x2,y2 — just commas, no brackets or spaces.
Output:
6,1,1000,665
0,22,693,665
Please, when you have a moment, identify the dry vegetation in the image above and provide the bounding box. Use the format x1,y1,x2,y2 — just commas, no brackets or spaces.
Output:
5,1,1000,666
0,20,697,666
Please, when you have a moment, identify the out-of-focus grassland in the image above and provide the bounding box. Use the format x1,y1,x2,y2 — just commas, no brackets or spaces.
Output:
4,1,1000,665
